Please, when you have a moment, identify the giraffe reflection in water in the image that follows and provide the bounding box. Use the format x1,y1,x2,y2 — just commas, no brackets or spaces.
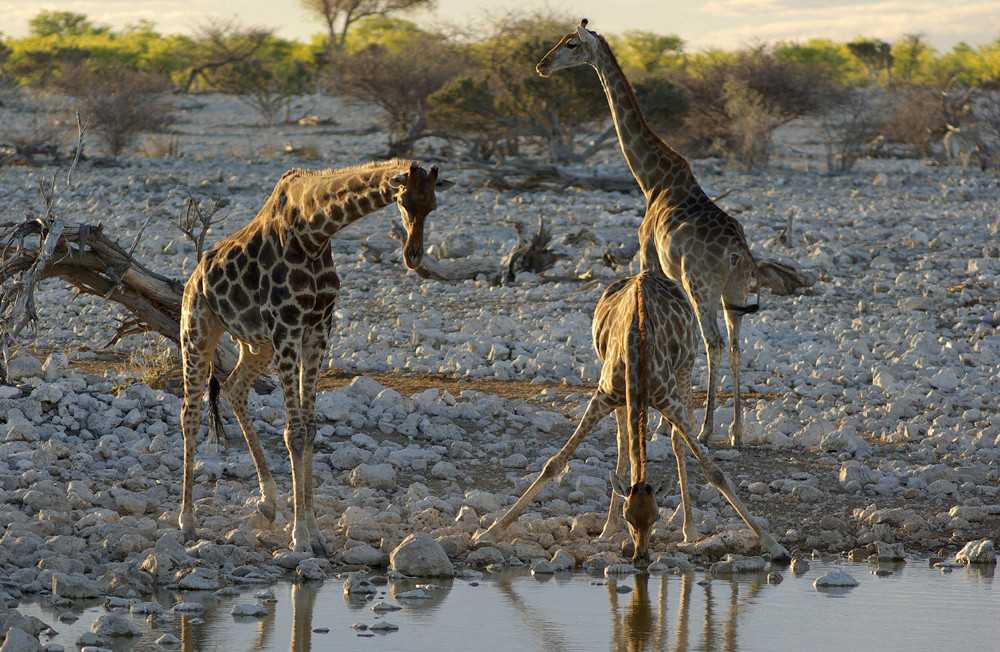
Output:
609,571,766,652
175,581,319,652
494,569,766,652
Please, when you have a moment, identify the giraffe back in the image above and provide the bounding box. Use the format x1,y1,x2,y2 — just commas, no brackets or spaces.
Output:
592,271,697,411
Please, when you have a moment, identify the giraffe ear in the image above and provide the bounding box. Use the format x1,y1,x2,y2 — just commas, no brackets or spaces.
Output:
576,23,598,44
389,173,408,188
609,471,628,499
435,178,455,190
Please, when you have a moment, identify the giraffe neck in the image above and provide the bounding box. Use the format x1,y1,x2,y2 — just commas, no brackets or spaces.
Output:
266,159,409,251
590,37,699,201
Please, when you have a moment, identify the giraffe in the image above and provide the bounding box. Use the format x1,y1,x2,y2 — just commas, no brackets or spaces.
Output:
538,19,760,447
471,270,789,564
179,159,452,555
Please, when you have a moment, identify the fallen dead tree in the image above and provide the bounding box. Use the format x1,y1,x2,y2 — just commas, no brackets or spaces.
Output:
465,159,637,192
0,216,240,384
386,215,569,284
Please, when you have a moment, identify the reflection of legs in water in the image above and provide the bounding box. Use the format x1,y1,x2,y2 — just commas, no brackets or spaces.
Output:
675,572,693,652
290,582,320,652
494,574,573,652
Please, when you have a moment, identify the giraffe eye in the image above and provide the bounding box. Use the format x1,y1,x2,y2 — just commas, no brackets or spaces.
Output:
566,42,579,49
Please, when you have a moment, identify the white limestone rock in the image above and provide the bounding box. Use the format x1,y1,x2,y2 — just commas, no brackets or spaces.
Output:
296,558,327,582
6,355,42,380
350,462,396,490
176,567,222,591
91,613,141,637
389,534,454,577
813,569,859,588
51,572,102,600
710,554,767,575
231,603,268,617
956,539,996,565
341,544,385,566
0,627,43,652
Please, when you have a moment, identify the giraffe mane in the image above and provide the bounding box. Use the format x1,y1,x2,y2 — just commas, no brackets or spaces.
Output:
282,157,413,179
262,159,414,249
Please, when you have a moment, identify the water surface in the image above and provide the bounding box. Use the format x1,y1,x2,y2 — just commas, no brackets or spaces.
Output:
19,559,997,651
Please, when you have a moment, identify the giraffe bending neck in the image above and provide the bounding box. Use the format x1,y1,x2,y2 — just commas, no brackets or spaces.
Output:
268,159,427,266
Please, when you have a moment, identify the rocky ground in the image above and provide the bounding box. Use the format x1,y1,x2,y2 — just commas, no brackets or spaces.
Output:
1,92,999,646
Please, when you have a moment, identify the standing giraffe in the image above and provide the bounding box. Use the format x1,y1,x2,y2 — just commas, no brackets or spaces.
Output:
179,159,452,555
538,19,760,447
472,270,789,564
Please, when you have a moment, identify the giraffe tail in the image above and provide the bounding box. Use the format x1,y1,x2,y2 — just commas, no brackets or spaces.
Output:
207,371,228,451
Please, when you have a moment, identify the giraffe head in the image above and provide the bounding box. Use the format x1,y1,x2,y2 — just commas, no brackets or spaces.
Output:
610,473,658,566
536,18,601,78
389,161,454,270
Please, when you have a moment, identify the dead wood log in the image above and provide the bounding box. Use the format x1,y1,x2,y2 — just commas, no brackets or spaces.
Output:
756,258,818,296
0,218,240,383
465,159,636,192
389,215,569,284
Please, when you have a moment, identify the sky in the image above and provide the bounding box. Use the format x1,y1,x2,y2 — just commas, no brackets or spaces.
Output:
3,0,1000,52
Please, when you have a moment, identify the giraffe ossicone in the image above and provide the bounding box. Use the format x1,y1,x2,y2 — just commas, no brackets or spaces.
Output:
538,19,760,448
178,159,452,555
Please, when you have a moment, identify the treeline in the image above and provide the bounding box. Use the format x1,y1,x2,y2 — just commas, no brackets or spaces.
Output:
3,9,1000,171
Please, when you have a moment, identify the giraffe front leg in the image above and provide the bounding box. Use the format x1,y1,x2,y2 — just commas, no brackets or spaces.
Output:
599,407,629,539
178,321,219,543
682,432,790,563
179,398,200,542
474,392,616,547
273,347,319,555
669,423,697,543
300,327,329,555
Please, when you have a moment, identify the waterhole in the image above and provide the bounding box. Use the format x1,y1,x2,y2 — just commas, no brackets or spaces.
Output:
16,559,997,651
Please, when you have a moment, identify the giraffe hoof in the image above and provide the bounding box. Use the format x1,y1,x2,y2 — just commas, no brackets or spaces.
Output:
470,530,495,548
256,501,276,524
311,541,330,557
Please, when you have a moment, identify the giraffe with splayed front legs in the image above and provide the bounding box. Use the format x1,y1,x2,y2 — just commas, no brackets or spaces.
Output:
472,270,789,565
179,159,452,555
538,19,760,448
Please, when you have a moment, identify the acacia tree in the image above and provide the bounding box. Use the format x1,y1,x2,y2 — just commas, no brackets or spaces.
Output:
848,39,894,87
299,0,433,55
332,20,468,156
180,19,273,92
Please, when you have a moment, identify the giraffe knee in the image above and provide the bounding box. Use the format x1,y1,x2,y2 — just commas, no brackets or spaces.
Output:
701,461,730,491
541,457,566,479
285,432,306,455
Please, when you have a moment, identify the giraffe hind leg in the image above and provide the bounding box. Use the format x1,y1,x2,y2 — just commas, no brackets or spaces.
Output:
179,309,224,542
